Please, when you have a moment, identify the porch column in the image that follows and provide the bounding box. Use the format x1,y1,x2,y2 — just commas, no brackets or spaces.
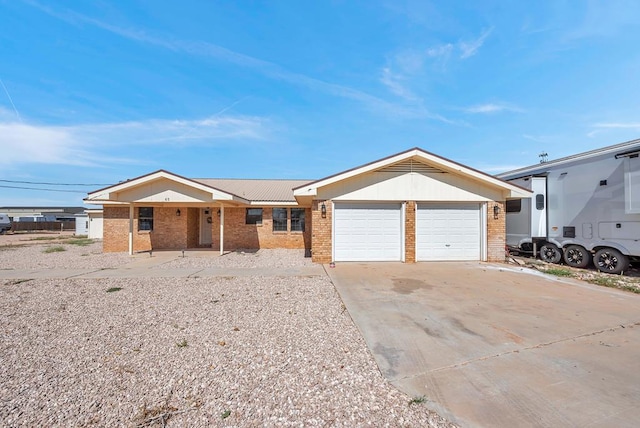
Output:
128,204,134,255
219,204,224,256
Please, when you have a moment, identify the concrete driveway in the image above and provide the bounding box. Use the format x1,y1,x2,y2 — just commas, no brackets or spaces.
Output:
326,262,640,427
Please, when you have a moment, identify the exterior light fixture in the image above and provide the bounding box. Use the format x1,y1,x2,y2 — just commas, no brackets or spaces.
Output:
493,204,500,219
217,209,221,217
321,202,327,218
176,209,181,217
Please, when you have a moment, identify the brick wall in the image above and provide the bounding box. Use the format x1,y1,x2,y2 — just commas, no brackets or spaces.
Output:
405,201,416,263
149,207,188,250
103,206,151,253
487,201,506,262
311,200,332,263
186,208,200,248
211,207,311,251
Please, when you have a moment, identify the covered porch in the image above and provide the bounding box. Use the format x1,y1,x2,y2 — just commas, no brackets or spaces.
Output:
84,170,249,255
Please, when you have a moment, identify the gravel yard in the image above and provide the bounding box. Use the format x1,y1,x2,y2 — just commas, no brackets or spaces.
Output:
0,240,454,427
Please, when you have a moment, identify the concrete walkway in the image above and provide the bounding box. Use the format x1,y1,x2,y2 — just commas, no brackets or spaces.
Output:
327,262,640,428
0,251,324,280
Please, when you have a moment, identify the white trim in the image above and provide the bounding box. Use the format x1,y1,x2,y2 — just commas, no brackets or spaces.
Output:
481,202,488,261
128,205,134,256
219,204,225,255
331,201,335,263
401,201,406,262
85,170,250,204
294,148,532,199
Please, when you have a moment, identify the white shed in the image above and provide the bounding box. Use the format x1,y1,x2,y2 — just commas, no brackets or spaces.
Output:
75,213,89,235
86,209,103,239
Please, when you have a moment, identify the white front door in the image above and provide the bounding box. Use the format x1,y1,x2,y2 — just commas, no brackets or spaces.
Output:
200,208,213,246
416,203,481,261
333,202,403,261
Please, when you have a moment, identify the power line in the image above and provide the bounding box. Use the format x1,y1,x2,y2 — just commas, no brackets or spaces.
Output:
0,179,111,186
0,184,87,194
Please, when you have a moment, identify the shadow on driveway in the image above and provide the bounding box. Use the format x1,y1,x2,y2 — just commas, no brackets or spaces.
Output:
327,261,640,427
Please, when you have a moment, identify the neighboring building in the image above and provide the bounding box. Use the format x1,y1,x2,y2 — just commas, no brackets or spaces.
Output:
75,213,89,235
75,209,103,238
0,207,85,222
86,209,104,239
84,148,530,263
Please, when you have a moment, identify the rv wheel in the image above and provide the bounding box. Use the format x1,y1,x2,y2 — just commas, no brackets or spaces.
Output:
539,243,562,264
594,248,629,274
564,245,591,268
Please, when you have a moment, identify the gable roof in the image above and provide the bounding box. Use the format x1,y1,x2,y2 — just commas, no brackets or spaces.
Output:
84,170,312,206
293,147,531,199
84,170,250,204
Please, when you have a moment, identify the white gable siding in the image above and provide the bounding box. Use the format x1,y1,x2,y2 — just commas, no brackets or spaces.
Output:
114,179,217,203
317,171,505,202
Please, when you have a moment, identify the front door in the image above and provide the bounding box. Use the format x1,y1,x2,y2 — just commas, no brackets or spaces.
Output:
200,208,213,246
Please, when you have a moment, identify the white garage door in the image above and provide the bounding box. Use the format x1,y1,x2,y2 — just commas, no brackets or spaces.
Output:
416,203,481,261
334,203,402,261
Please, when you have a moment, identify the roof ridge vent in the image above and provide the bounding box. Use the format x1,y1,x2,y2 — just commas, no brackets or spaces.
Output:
377,159,445,174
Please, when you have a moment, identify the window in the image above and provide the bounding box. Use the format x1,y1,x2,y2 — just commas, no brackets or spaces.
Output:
246,208,263,225
272,208,287,231
139,207,154,231
506,200,521,213
291,208,305,232
535,194,545,210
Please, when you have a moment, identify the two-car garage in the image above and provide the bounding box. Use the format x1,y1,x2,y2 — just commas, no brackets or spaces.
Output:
333,202,482,262
293,148,532,264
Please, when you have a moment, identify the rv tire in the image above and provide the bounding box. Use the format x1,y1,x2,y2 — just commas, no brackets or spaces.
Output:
594,248,628,274
564,245,591,268
539,243,562,264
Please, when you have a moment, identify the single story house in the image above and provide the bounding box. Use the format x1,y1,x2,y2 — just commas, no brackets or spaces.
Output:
84,148,531,263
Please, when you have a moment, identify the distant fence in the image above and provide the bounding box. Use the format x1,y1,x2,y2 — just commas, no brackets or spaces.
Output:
11,221,75,232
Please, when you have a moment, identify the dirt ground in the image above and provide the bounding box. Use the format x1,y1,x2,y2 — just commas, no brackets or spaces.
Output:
0,231,78,246
507,254,640,294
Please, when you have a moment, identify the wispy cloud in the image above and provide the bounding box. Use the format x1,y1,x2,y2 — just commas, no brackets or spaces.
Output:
24,0,437,120
463,102,523,114
587,122,640,137
0,110,270,166
423,27,494,71
379,67,418,101
459,27,494,59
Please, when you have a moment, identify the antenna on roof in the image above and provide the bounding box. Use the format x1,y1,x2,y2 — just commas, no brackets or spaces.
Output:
539,151,548,163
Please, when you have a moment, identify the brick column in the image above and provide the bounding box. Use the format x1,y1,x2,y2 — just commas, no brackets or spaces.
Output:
405,201,416,263
487,201,506,262
311,200,332,263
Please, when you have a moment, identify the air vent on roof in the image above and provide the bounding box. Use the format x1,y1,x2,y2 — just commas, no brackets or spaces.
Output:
377,159,445,174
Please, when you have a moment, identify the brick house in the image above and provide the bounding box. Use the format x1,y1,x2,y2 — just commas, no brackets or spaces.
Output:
85,148,530,263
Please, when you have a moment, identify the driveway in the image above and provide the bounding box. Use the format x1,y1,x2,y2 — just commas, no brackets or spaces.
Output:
326,262,640,427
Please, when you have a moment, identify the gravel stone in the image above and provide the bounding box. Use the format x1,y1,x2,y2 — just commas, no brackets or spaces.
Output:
0,240,456,427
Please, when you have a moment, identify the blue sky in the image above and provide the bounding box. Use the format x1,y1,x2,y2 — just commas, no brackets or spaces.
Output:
1,0,640,206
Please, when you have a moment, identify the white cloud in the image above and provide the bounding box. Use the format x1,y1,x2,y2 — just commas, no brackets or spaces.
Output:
25,0,430,120
464,103,523,114
587,122,640,138
427,44,454,58
0,114,271,166
459,27,494,59
380,67,418,101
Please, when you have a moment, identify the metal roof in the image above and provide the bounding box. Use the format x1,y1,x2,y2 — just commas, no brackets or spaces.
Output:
497,138,640,180
194,179,313,203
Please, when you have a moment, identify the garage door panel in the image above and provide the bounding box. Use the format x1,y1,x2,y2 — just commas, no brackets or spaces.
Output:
334,203,402,262
416,203,481,261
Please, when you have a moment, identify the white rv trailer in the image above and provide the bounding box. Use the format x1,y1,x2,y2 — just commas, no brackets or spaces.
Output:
497,138,640,274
